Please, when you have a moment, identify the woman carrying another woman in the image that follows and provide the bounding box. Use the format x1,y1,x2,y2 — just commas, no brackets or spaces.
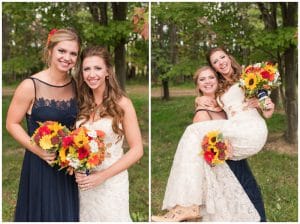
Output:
152,47,274,222
74,46,144,221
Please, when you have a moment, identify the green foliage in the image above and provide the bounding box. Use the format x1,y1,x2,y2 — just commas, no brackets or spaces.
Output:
3,2,148,83
151,2,297,87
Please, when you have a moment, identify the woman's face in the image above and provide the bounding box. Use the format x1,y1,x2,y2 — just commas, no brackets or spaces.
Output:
82,56,108,91
49,40,79,72
196,69,218,96
209,50,233,80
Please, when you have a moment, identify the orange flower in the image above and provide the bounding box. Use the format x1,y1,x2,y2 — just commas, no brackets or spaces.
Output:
47,28,58,45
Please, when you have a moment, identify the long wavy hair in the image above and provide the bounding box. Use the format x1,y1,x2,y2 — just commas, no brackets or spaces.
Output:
43,28,81,68
77,46,125,138
193,66,218,95
206,47,241,96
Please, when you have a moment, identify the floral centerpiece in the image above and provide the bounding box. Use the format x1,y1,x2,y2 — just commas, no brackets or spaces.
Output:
31,121,70,153
239,62,281,110
58,126,106,174
201,130,229,167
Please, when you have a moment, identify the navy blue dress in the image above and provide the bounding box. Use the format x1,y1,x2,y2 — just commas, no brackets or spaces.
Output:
14,77,79,222
196,109,266,221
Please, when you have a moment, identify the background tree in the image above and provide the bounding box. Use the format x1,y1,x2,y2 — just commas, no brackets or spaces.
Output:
2,2,149,90
151,2,297,144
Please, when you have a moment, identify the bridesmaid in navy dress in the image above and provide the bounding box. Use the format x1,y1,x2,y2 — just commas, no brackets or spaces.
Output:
6,28,81,221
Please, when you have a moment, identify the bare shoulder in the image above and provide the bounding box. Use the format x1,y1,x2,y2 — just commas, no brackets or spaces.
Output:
118,96,133,109
31,70,47,80
193,110,211,123
15,78,35,95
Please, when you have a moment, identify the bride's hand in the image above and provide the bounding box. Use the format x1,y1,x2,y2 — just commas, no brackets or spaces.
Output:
195,96,216,109
246,97,259,109
75,170,106,191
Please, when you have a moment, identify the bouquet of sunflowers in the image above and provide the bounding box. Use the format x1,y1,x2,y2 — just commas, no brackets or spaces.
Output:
201,130,229,167
58,126,106,174
239,62,281,110
31,121,70,154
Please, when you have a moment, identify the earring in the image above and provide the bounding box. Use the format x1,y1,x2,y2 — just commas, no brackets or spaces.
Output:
105,76,109,80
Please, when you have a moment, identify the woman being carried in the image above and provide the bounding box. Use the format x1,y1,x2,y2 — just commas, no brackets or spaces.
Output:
152,48,274,222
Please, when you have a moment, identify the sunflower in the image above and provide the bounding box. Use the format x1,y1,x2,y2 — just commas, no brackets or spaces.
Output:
74,129,89,147
207,131,220,145
59,147,68,162
244,73,258,91
39,135,54,150
48,122,64,135
264,64,276,75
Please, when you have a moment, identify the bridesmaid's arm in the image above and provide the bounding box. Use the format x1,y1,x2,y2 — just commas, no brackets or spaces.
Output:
76,96,143,189
193,110,211,123
6,79,56,164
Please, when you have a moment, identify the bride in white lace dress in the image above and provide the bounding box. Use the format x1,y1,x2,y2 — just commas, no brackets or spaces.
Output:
74,46,143,221
152,48,274,222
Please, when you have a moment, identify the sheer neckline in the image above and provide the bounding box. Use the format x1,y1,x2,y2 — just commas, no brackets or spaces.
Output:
30,77,72,88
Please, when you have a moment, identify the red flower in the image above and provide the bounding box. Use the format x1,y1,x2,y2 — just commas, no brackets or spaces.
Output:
216,142,226,150
51,136,60,145
58,129,67,137
49,28,58,35
33,133,41,144
261,70,274,81
96,130,105,138
204,151,214,164
47,28,58,45
38,126,51,136
218,151,226,160
62,136,73,148
78,147,89,160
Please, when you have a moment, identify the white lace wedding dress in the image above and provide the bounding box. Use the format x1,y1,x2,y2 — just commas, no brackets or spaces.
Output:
77,118,131,222
162,83,268,221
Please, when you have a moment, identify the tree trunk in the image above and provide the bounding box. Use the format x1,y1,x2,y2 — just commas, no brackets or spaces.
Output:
280,2,298,144
162,78,170,100
112,2,127,91
87,2,100,22
99,3,108,26
257,2,279,105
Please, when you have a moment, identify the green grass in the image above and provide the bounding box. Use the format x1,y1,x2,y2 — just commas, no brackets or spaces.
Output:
151,95,297,222
2,84,149,222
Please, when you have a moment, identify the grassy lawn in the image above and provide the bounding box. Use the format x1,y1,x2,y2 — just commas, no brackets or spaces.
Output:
151,96,297,222
2,84,149,222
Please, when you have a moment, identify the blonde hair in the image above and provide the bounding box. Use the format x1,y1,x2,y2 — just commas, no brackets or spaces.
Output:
193,66,218,95
43,28,81,67
206,47,241,96
77,46,125,138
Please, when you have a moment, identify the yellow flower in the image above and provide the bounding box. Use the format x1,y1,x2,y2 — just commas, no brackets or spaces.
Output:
207,131,220,145
68,146,76,155
59,147,67,162
244,73,258,91
74,129,89,148
264,64,276,75
39,135,53,150
49,122,63,135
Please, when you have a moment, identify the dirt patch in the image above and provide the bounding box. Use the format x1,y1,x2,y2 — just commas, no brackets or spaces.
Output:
126,85,149,96
264,133,297,155
2,87,15,96
151,87,196,98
